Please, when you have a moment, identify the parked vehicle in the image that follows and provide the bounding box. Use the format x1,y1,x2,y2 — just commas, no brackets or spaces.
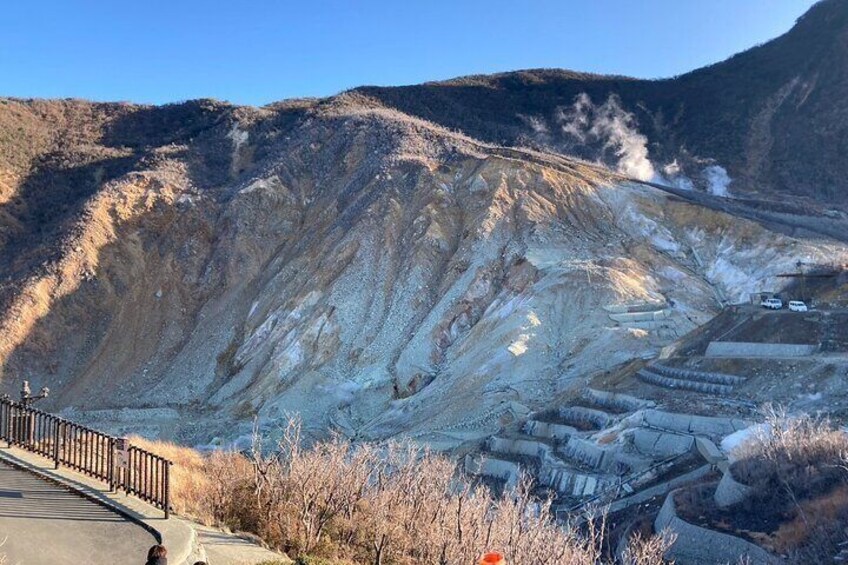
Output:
788,300,808,312
761,298,784,309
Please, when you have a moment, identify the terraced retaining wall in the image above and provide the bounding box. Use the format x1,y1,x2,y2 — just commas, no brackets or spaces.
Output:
464,455,519,488
638,410,750,437
714,471,754,508
655,488,782,564
584,389,652,412
705,341,818,357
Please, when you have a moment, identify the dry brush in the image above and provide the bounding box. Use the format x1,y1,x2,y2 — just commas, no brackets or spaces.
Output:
134,418,670,564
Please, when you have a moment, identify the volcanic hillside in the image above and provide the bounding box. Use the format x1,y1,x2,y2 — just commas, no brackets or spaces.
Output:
0,91,844,444
0,1,847,444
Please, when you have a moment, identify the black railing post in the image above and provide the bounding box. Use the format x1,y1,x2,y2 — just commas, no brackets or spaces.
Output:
26,411,34,447
53,419,61,469
11,404,19,446
108,437,115,492
7,403,13,447
164,461,171,519
4,401,10,448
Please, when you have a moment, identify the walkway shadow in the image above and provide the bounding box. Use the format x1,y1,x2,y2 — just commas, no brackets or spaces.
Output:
0,463,126,523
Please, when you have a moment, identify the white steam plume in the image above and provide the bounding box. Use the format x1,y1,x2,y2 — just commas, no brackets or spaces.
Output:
661,160,694,190
703,165,732,197
558,93,655,181
517,114,552,145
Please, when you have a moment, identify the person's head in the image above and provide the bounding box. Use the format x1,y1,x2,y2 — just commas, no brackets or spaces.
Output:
147,545,167,560
193,562,207,565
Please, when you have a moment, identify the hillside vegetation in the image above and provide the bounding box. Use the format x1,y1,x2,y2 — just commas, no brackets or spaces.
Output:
677,408,848,563
132,421,671,565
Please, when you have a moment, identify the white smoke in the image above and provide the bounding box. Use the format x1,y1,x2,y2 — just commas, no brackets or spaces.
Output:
703,165,732,197
517,114,551,145
662,160,682,176
558,93,655,181
661,160,694,190
671,176,695,191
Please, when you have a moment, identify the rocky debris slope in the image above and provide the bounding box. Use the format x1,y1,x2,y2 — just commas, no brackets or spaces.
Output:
0,95,846,445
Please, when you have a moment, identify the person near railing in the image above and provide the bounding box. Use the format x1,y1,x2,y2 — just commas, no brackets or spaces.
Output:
145,544,168,565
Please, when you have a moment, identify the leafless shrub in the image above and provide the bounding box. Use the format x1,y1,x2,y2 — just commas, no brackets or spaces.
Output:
733,405,848,501
141,416,673,564
730,405,848,561
620,529,676,565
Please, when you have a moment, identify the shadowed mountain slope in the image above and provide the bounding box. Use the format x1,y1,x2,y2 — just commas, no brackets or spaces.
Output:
356,0,848,203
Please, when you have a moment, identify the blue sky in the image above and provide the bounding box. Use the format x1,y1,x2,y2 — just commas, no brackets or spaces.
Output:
1,0,818,106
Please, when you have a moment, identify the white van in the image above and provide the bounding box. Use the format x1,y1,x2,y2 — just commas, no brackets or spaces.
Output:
761,298,783,310
788,300,808,312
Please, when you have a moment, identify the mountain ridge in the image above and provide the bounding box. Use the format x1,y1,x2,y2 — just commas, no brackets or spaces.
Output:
355,0,848,203
0,1,847,443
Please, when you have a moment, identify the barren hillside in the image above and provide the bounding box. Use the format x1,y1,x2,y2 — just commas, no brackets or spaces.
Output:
1,92,845,444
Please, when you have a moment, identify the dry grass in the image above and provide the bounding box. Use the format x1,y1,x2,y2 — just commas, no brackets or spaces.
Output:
733,405,848,501
136,418,671,564
729,406,848,562
130,435,214,521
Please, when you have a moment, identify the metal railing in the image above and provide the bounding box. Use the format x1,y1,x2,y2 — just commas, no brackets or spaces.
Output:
0,398,171,517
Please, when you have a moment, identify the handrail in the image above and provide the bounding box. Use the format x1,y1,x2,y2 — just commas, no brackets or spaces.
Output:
0,398,172,517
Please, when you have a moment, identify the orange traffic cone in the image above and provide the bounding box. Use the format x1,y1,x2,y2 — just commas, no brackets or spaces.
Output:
480,552,505,565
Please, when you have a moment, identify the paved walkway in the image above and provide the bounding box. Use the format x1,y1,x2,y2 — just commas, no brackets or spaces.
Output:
0,461,156,564
0,446,290,564
196,524,292,565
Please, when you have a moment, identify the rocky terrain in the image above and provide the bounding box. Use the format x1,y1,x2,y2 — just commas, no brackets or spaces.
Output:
1,1,847,449
0,92,844,447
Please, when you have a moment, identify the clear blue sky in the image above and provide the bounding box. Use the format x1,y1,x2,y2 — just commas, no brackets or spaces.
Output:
0,0,818,106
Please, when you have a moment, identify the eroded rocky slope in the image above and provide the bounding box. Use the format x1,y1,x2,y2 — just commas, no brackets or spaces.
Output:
1,94,845,444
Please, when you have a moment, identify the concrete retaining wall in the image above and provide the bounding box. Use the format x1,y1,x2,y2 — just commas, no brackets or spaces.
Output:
584,389,653,412
561,437,651,474
523,420,576,441
464,455,520,489
541,465,612,497
637,370,734,395
655,489,781,564
651,364,745,385
623,320,667,330
559,406,611,429
560,437,608,469
632,428,695,457
603,302,667,315
706,341,818,358
714,471,754,508
639,410,749,437
609,309,671,323
487,437,551,459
